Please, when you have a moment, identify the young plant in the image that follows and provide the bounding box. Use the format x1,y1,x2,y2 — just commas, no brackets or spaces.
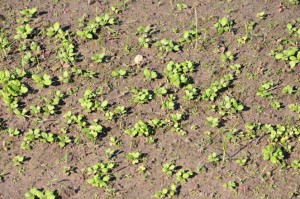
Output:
270,47,300,68
14,24,34,40
143,68,158,80
155,39,180,52
32,74,52,87
162,163,176,176
131,88,153,104
205,116,219,128
217,96,244,116
13,155,25,166
208,152,220,163
256,81,275,98
25,188,58,199
175,169,193,182
262,144,285,164
20,8,37,18
46,22,61,37
183,84,199,100
126,152,142,164
214,17,233,34
154,183,178,198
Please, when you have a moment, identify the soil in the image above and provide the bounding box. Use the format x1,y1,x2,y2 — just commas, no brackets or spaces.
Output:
0,0,300,199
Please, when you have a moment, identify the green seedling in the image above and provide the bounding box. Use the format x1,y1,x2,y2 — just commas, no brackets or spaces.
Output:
208,152,220,163
14,24,34,40
287,0,299,4
155,39,180,52
13,155,25,166
109,136,121,146
235,157,248,166
154,183,178,198
162,163,176,176
256,11,267,19
262,144,285,164
214,17,233,34
112,69,127,78
202,74,234,101
176,3,188,10
270,101,281,110
162,94,176,110
154,87,168,96
126,151,142,164
217,96,244,116
25,187,58,199
229,63,242,74
32,74,52,87
59,70,72,83
20,8,37,18
291,159,300,169
256,81,275,98
270,47,300,68
163,60,194,87
46,22,60,37
178,28,199,45
289,103,300,113
57,135,72,148
287,20,300,37
282,85,295,94
183,84,199,100
136,25,156,48
206,116,219,128
125,120,154,137
86,161,116,188
143,68,158,80
91,51,109,63
223,181,238,191
131,88,153,104
175,169,193,182
221,51,234,62
82,121,104,141
7,128,21,136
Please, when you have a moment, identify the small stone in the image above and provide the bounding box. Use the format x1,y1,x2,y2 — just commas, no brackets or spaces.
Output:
134,54,144,66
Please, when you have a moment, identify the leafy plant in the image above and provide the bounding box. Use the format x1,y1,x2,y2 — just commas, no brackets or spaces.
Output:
46,22,60,37
154,183,178,198
175,169,193,182
214,17,233,34
131,88,153,104
202,74,234,101
14,24,34,40
91,51,109,63
262,144,285,164
25,187,58,199
208,152,220,163
183,84,199,100
223,181,238,191
176,3,188,10
217,96,244,116
20,8,37,18
221,51,234,62
270,47,300,68
126,152,142,164
13,155,25,166
86,161,116,188
163,60,194,87
256,11,267,19
32,74,52,87
143,68,158,80
162,163,176,176
155,39,180,52
256,81,275,98
125,120,154,137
